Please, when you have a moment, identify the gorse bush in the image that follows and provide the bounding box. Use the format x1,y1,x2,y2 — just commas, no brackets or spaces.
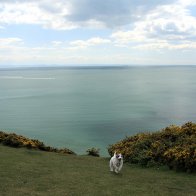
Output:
108,122,196,172
0,131,75,155
86,147,100,157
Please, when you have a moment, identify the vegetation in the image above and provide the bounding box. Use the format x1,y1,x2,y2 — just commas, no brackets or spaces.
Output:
86,147,100,157
1,145,196,196
108,122,196,172
0,131,75,155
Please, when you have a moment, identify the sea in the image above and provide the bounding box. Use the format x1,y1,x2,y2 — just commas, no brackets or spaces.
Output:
0,66,195,156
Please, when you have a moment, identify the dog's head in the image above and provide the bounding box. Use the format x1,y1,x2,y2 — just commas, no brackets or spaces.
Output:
114,152,123,161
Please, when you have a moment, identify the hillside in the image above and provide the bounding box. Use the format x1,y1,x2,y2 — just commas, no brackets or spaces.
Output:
0,145,196,196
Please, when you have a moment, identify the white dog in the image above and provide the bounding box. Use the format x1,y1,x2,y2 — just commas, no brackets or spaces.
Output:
109,152,123,173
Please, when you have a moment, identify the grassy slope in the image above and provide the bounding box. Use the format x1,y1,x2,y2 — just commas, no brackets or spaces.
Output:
0,145,196,196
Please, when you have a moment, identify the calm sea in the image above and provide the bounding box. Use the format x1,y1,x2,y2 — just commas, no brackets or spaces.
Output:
0,66,195,155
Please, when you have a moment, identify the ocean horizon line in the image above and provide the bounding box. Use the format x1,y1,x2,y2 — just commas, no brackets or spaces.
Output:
0,64,196,71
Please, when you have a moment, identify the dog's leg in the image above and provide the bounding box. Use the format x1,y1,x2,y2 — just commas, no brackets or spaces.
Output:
115,169,119,173
118,161,123,172
109,160,114,172
113,165,119,173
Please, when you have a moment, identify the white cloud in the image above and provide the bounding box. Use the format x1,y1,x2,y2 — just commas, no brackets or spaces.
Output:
111,1,196,50
0,0,195,33
0,37,23,44
0,1,77,30
0,37,23,49
69,37,111,49
51,41,63,47
0,0,177,30
178,0,196,6
0,36,111,64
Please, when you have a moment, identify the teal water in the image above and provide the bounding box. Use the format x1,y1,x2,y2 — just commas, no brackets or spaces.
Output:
0,66,195,155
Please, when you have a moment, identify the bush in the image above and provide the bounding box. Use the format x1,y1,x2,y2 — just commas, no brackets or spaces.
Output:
0,131,76,155
2,134,23,147
86,147,100,157
108,122,196,172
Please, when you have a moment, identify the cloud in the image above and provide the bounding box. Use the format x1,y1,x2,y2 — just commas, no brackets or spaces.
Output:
0,1,77,30
0,0,177,30
51,41,63,47
145,4,196,40
0,36,111,64
65,0,176,28
0,0,196,65
111,1,196,50
178,0,196,6
69,37,111,49
0,37,23,48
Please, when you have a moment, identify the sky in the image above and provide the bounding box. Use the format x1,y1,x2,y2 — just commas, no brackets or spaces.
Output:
0,0,196,67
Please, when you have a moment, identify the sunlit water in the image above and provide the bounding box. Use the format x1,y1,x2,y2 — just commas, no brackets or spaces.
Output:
0,66,195,155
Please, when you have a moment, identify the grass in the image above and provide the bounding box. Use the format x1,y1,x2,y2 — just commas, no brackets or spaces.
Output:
0,145,196,196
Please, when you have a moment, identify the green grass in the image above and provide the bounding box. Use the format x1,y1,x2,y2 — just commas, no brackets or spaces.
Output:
0,145,195,196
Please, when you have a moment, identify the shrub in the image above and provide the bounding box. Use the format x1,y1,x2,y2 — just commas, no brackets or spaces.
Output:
86,147,100,157
2,134,23,147
108,122,196,172
0,131,76,155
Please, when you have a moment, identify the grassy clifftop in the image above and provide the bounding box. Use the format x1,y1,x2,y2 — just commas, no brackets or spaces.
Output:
1,122,195,173
0,145,196,196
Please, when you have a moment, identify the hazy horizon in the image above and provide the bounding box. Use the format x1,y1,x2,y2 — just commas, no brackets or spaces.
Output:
0,64,196,69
